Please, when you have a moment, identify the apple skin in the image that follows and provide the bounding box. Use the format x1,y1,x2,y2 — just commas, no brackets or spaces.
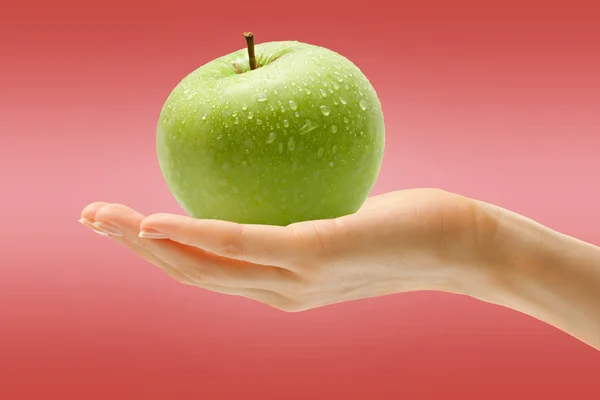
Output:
157,40,385,226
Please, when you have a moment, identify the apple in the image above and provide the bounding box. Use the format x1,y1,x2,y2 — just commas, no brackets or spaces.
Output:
157,33,385,226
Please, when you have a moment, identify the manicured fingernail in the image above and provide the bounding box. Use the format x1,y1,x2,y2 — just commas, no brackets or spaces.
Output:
138,229,168,239
79,217,94,227
78,218,109,236
92,221,123,236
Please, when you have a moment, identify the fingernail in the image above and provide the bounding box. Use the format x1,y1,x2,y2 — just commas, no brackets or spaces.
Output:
138,229,168,239
78,218,109,236
92,221,123,236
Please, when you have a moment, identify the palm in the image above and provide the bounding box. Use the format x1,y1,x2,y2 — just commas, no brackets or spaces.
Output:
80,188,477,311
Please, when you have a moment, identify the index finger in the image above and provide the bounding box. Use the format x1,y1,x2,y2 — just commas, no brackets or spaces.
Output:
139,214,302,266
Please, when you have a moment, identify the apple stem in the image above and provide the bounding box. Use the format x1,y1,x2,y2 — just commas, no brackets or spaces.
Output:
243,32,257,70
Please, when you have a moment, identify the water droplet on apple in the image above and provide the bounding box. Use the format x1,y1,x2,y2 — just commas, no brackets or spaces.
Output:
343,117,349,123
339,97,347,105
317,147,324,157
278,143,284,153
266,132,277,144
323,81,329,87
202,114,207,120
359,99,368,110
256,119,263,125
287,137,296,151
294,111,300,118
242,161,248,167
315,71,321,77
332,145,338,153
306,89,312,94
242,104,248,110
330,125,338,133
248,112,253,119
320,105,331,116
274,89,279,95
299,120,319,135
289,100,298,110
329,161,335,167
332,82,339,90
319,89,327,97
256,93,268,102
283,119,289,127
234,117,239,124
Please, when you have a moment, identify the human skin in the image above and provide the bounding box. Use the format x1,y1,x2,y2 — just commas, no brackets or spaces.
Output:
79,188,600,350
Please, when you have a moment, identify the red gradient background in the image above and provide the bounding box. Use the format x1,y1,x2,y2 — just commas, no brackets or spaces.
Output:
1,0,599,398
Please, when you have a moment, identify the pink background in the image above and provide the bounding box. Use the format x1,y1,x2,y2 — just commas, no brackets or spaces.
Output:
1,0,599,398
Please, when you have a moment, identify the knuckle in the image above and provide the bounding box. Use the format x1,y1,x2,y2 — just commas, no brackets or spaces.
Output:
219,244,243,260
215,224,245,259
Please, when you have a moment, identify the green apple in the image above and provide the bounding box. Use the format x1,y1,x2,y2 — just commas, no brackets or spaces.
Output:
157,33,385,226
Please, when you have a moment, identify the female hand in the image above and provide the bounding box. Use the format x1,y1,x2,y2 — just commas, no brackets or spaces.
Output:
79,189,485,312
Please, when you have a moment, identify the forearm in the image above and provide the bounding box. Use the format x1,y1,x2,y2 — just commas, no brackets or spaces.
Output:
468,201,600,349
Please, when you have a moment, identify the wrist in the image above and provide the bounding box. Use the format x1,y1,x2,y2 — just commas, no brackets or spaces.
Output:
458,200,600,348
458,200,553,300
